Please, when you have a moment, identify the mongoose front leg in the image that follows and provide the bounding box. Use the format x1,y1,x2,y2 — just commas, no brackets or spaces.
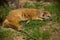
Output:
32,17,43,20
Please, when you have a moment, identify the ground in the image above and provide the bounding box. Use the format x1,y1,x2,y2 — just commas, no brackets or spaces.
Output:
0,2,60,40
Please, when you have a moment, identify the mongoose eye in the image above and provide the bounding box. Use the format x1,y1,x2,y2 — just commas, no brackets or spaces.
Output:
42,11,47,16
42,14,45,16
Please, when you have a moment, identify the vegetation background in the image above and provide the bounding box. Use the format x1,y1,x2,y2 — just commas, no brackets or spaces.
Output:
0,0,60,40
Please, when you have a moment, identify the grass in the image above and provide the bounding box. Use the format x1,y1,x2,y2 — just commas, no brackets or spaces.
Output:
0,27,21,40
0,2,60,40
0,5,12,20
23,2,44,9
42,30,51,40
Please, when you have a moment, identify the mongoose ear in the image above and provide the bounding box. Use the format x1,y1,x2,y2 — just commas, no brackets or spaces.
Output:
42,11,48,16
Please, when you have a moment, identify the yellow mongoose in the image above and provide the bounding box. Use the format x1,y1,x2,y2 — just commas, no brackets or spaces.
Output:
3,8,51,30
